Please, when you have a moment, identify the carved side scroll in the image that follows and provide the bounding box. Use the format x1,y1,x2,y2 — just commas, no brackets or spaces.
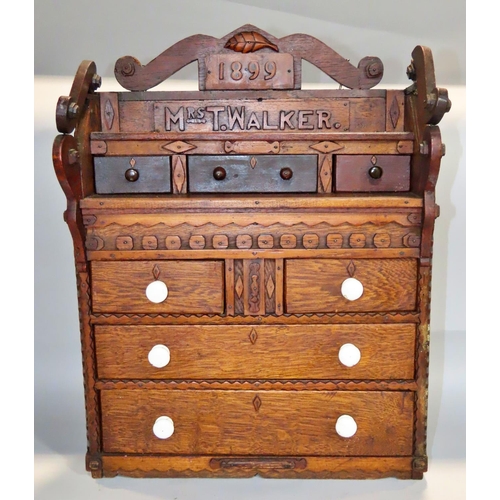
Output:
56,60,101,134
114,24,383,91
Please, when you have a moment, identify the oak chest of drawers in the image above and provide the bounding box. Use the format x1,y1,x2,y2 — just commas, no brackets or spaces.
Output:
52,25,450,479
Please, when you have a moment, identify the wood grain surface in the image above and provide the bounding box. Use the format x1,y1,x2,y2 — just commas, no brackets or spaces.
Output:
285,258,417,313
94,323,416,380
100,390,414,456
91,260,224,313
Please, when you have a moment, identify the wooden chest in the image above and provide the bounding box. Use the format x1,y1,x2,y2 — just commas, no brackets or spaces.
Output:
52,25,450,479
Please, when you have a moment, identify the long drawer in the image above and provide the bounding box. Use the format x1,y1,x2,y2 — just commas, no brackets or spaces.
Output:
285,258,417,313
91,260,224,314
101,390,414,456
95,324,416,380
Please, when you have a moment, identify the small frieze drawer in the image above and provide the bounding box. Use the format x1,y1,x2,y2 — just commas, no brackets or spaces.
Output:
188,155,317,193
94,156,171,194
336,155,410,192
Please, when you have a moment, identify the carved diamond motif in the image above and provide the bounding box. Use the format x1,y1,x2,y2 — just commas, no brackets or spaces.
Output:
250,157,257,168
249,328,258,344
309,141,344,153
104,99,114,130
152,264,161,280
172,156,186,193
235,276,244,298
347,260,356,277
390,95,400,129
253,395,262,412
266,277,275,298
161,141,196,153
319,156,332,192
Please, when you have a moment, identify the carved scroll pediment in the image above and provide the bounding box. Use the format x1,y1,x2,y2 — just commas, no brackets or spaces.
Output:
114,24,384,91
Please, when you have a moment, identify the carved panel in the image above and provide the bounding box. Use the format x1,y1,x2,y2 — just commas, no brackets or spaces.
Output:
243,259,265,316
205,53,294,90
165,236,181,250
100,93,119,132
172,155,187,194
142,236,158,250
318,154,333,193
264,259,276,313
213,234,229,249
87,220,421,253
234,260,244,315
116,236,133,250
349,234,366,248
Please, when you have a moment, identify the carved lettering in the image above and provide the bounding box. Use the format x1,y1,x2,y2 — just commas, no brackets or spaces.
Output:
165,106,185,131
298,110,314,130
205,106,225,131
262,111,278,130
155,100,349,132
227,106,245,130
280,110,295,130
317,110,331,129
247,112,261,130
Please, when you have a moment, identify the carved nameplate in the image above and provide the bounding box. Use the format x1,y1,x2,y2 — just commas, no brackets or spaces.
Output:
205,53,294,90
154,99,350,133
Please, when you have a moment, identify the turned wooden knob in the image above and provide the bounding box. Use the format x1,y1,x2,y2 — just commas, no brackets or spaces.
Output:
148,345,171,368
125,168,139,182
145,280,169,303
335,415,357,438
213,166,226,180
280,167,293,180
368,166,383,179
153,416,175,439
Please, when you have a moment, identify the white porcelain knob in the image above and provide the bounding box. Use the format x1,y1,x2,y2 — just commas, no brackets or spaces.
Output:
153,416,174,439
338,343,361,367
148,344,171,368
335,414,357,438
146,280,168,303
341,277,363,301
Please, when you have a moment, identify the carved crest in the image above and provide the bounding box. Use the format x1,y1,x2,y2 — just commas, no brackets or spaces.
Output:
225,31,278,53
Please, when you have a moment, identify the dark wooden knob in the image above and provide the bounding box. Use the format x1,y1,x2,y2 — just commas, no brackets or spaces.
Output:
280,167,293,180
368,166,383,179
125,168,139,182
213,167,226,180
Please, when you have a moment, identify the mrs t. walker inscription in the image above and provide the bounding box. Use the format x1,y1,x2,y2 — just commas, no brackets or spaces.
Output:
154,100,350,132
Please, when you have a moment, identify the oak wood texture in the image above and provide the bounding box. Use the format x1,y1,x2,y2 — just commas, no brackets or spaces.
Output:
95,323,415,380
91,260,224,314
100,390,414,456
285,258,417,313
98,455,415,479
53,28,450,479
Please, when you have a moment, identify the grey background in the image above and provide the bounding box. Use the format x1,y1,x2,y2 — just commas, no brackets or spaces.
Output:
34,1,466,498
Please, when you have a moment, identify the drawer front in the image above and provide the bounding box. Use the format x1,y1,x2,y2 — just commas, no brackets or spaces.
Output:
91,260,224,314
188,155,317,193
336,155,410,192
101,390,414,456
285,259,417,313
94,156,171,194
95,324,415,380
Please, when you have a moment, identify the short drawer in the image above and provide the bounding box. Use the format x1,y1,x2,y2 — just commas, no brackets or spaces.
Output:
94,156,171,194
285,258,417,313
91,260,224,314
188,155,317,193
95,324,415,380
101,390,414,456
335,155,410,192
